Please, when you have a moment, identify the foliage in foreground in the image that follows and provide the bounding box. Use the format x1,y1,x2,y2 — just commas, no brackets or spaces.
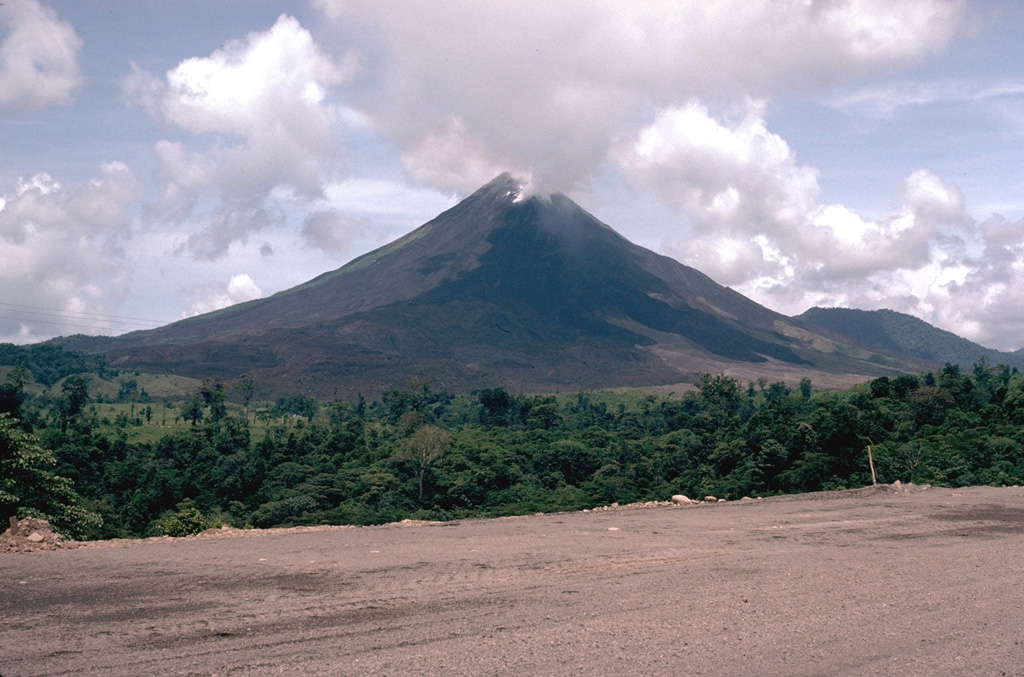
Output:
1,414,101,539
6,362,1024,539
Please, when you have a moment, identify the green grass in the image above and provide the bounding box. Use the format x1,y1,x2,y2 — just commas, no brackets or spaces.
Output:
82,373,204,401
87,402,192,443
83,399,323,444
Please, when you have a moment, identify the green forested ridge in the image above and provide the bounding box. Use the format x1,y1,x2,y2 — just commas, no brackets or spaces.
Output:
0,343,109,387
798,307,1024,369
4,362,1024,540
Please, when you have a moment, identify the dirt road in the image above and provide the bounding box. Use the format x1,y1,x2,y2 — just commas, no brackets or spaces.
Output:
3,484,1024,676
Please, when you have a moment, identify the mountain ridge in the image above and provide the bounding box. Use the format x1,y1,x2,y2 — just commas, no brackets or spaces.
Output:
52,174,934,396
796,307,1024,371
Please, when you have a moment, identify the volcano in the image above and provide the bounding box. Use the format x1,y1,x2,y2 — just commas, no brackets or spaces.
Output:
61,174,912,396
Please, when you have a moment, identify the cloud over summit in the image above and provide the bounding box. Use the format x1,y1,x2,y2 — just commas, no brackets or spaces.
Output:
316,0,964,194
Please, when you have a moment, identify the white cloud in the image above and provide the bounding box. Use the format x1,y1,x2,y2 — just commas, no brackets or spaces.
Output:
399,116,529,195
932,215,1024,350
125,14,358,259
0,163,143,340
183,273,263,317
616,102,975,280
615,100,820,246
610,97,1024,350
302,209,370,252
315,0,965,193
0,0,81,116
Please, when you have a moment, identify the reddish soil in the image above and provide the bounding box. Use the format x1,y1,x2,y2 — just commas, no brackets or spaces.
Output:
2,484,1024,676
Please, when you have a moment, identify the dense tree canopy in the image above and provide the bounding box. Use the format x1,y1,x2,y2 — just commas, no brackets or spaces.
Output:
5,362,1024,539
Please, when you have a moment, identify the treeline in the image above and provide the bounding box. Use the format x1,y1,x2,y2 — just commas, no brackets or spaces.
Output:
5,362,1024,540
0,343,108,387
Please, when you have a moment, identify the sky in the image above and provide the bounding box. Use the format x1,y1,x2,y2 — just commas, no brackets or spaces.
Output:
3,0,1024,351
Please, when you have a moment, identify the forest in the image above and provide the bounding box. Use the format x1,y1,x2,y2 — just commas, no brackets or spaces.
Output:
4,352,1024,540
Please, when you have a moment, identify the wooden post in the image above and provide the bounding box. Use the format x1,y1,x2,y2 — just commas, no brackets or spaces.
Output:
867,445,877,485
9,515,18,532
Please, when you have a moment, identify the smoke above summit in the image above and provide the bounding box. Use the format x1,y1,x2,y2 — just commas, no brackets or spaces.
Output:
317,0,964,195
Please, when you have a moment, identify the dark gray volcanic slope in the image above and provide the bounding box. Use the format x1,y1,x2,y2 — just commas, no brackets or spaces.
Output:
58,175,909,396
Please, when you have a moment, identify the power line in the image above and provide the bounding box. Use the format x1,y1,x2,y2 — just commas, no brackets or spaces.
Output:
0,314,149,333
0,308,160,329
0,302,165,327
0,302,171,335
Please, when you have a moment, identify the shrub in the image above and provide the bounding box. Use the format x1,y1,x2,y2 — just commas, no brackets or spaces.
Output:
154,505,214,537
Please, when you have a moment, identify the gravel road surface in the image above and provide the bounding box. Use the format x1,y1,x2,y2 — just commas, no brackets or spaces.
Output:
2,484,1024,676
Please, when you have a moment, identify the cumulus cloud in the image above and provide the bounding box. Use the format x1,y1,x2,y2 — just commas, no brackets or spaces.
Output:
183,273,263,317
615,101,820,243
125,14,358,258
930,215,1024,350
0,0,81,116
315,0,964,193
0,163,143,340
609,96,1024,349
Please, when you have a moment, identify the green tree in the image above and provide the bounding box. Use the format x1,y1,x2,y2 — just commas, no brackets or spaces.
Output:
180,395,204,425
59,374,89,429
396,424,452,502
799,377,812,401
234,373,259,422
0,365,30,417
117,378,140,403
0,414,100,539
199,379,228,422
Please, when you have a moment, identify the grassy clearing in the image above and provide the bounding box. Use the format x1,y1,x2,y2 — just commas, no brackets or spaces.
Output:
82,373,204,401
84,401,314,444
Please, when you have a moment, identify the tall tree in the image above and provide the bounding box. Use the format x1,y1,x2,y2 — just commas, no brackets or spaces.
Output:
199,379,227,422
396,424,452,502
234,374,259,422
59,375,89,430
180,395,204,426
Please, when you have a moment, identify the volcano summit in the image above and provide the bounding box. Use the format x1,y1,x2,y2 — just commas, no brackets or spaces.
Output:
61,174,910,396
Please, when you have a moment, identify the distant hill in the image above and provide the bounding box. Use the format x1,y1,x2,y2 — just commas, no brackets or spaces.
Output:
51,174,920,397
797,307,1024,371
